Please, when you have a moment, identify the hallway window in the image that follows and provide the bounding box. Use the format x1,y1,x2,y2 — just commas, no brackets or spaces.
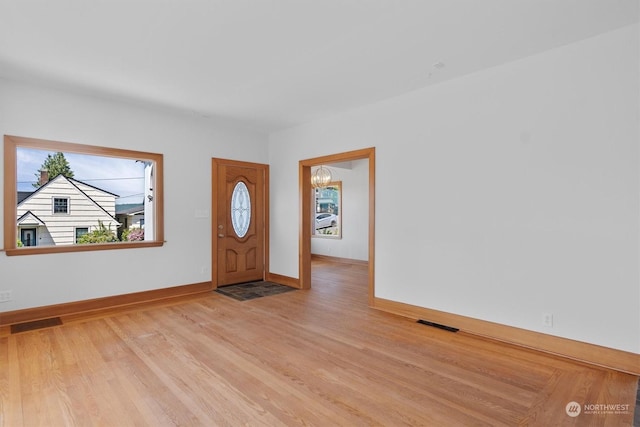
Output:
313,182,341,238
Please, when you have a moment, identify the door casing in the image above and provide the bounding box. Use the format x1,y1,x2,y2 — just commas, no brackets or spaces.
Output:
299,147,375,305
20,227,36,247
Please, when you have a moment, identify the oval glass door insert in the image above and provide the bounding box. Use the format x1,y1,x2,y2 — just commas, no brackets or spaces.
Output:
231,181,251,238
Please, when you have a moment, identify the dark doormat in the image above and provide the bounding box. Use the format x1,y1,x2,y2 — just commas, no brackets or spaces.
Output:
215,281,296,301
11,317,62,334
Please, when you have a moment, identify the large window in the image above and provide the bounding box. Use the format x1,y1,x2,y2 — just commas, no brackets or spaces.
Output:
4,135,164,255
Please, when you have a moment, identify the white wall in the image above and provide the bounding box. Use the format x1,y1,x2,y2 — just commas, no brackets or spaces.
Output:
311,159,368,261
0,78,268,311
269,25,640,354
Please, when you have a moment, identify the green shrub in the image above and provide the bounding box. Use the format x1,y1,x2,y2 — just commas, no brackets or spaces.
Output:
77,221,118,244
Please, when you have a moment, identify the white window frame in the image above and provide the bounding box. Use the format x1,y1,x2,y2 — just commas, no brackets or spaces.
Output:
53,197,70,214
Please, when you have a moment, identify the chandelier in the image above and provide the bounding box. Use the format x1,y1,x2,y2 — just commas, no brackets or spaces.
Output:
311,165,333,188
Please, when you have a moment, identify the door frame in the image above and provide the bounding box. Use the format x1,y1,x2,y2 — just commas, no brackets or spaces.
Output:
299,147,375,305
211,157,270,289
20,227,37,247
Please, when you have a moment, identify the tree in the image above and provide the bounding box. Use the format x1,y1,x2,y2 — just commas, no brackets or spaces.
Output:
33,152,74,188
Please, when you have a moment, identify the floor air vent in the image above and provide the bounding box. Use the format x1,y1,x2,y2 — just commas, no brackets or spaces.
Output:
11,317,63,334
417,319,459,333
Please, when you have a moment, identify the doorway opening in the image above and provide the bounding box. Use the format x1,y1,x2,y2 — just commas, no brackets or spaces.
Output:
299,147,375,305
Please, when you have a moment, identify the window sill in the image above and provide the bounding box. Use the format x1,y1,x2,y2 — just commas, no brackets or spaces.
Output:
4,241,165,256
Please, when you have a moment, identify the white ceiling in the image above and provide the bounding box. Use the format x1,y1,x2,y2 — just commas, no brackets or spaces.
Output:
0,1,637,133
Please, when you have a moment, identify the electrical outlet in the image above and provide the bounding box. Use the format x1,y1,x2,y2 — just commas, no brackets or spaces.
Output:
0,290,12,303
542,312,553,327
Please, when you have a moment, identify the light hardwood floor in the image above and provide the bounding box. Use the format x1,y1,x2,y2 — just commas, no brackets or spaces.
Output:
1,258,638,426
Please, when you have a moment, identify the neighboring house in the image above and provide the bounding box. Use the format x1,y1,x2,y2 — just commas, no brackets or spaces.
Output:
314,186,339,215
17,175,120,246
115,204,145,239
108,162,154,241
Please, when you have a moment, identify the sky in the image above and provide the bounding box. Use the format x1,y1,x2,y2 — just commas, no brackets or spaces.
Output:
17,147,145,204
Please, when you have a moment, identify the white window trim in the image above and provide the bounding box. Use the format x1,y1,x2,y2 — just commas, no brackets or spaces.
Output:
52,197,70,215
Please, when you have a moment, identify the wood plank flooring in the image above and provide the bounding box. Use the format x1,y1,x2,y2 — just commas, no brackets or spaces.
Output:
1,258,638,426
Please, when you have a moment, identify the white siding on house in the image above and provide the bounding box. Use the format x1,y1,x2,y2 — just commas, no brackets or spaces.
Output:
37,227,55,246
17,175,118,246
72,180,117,216
128,213,144,229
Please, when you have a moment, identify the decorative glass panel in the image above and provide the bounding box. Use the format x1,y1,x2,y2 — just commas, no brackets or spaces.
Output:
231,181,251,238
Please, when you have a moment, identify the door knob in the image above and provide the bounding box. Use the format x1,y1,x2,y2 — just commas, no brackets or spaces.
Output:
218,233,224,238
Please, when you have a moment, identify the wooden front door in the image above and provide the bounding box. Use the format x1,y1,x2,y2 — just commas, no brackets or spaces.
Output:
212,158,268,287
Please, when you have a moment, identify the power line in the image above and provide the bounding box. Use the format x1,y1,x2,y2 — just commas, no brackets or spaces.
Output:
17,176,144,185
74,177,144,182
